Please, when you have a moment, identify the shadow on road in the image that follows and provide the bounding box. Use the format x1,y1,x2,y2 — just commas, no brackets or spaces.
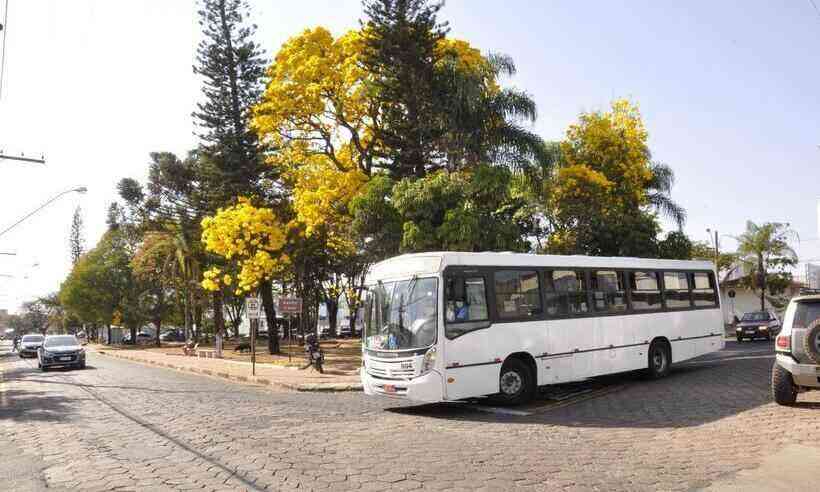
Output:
387,341,785,429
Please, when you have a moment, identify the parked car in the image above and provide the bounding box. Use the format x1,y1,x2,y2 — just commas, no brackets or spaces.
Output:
735,310,781,341
160,331,185,342
121,332,153,345
38,335,86,371
772,295,820,405
18,334,45,358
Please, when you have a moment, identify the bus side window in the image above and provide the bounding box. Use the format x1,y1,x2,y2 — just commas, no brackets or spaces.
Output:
591,270,627,313
663,271,692,308
446,276,489,323
629,271,662,311
494,270,542,319
692,272,717,306
549,270,588,315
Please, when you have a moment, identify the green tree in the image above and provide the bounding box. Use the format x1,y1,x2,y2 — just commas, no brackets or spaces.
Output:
392,165,532,252
734,221,798,310
658,231,693,259
20,300,50,335
361,0,448,177
69,206,85,266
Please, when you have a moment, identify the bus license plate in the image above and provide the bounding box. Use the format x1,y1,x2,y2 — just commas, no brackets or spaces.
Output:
383,384,396,394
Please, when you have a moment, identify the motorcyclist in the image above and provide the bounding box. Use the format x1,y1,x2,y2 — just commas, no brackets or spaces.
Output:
12,335,20,352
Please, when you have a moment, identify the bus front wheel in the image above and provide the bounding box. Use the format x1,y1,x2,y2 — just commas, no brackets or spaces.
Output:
494,358,535,406
646,340,671,379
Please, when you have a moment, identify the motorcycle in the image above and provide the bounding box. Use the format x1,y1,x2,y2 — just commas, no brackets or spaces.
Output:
303,334,324,373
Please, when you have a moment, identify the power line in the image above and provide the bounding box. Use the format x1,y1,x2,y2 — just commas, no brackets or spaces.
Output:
0,0,8,99
811,0,820,20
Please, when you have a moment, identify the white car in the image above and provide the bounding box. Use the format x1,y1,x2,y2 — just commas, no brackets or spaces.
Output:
772,295,820,405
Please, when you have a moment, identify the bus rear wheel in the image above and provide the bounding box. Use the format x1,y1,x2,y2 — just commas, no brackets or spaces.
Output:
494,358,535,406
646,340,671,379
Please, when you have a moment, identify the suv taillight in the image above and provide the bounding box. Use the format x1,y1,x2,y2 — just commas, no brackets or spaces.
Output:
776,335,791,352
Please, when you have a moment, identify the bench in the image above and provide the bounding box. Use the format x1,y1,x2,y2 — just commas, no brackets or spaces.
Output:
197,349,219,359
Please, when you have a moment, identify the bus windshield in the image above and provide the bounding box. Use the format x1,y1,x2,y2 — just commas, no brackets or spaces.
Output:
365,277,438,351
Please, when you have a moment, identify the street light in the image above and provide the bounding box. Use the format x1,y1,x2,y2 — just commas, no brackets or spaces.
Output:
0,186,87,240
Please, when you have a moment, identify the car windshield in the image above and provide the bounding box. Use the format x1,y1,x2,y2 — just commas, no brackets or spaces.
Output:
792,301,820,329
22,335,44,342
741,312,770,322
364,277,438,351
44,336,79,347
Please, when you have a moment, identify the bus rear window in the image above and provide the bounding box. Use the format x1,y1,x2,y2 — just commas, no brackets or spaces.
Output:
792,301,820,329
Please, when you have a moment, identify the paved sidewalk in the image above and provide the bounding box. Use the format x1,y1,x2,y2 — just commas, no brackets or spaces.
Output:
89,344,363,392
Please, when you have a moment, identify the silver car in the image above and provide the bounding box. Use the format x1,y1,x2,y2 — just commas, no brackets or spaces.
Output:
772,295,820,405
18,334,44,358
38,335,86,371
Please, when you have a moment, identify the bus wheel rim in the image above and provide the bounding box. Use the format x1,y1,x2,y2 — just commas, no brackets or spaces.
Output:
500,371,522,395
653,348,666,372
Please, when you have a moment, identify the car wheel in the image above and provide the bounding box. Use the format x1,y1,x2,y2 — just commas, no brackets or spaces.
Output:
736,336,742,343
493,358,535,406
646,340,671,379
802,320,820,364
771,362,797,405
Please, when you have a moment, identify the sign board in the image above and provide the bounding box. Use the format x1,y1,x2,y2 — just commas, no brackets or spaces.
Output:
727,290,736,299
277,296,302,314
246,297,261,320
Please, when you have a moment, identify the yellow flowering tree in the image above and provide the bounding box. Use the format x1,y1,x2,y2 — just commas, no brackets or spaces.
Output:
200,200,288,295
549,99,684,256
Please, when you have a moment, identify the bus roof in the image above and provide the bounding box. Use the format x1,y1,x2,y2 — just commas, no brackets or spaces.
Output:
368,252,715,281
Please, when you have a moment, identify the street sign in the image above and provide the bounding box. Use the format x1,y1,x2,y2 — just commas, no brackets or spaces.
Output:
728,290,736,299
246,297,261,320
277,297,302,314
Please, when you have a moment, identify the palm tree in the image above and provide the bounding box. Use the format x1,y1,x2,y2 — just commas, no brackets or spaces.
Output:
646,162,686,230
734,221,798,310
437,52,549,172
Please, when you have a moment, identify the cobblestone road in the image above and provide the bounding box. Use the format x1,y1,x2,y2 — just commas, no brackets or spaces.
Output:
1,340,819,491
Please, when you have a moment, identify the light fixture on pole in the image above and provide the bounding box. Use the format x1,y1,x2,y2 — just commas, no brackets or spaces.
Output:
0,187,87,240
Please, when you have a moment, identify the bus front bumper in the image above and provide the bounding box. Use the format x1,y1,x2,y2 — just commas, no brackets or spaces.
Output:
361,370,444,403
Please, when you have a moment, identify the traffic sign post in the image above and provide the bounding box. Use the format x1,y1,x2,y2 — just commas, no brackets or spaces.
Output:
277,297,302,363
246,297,261,376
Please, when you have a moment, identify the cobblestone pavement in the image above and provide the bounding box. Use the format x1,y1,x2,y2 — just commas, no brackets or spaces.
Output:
1,340,820,491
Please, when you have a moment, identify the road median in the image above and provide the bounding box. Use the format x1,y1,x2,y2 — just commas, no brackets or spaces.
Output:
92,346,363,392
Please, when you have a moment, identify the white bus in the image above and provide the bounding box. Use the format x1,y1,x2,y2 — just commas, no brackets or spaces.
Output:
361,252,724,405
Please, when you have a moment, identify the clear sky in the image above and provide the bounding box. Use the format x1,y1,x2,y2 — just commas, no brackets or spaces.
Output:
1,0,819,312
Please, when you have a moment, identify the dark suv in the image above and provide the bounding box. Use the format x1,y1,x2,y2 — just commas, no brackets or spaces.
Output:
735,310,781,341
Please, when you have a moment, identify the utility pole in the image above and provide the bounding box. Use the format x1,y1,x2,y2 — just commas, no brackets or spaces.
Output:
706,228,719,267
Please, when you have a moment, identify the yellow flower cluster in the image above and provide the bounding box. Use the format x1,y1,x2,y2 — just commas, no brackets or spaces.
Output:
557,99,653,209
200,200,288,294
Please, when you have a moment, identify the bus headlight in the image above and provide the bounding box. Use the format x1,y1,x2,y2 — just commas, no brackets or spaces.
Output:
421,347,437,374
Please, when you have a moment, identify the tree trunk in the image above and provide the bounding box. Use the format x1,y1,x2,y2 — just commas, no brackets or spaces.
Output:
194,301,203,342
260,279,279,354
155,318,162,347
759,254,766,311
212,290,225,357
325,297,338,337
184,291,192,341
107,324,111,345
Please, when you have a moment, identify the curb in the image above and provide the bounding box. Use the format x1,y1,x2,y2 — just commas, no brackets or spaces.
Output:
94,349,363,392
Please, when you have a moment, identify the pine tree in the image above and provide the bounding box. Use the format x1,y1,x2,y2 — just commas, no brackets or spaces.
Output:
69,206,85,266
192,0,278,351
362,0,449,178
193,0,268,205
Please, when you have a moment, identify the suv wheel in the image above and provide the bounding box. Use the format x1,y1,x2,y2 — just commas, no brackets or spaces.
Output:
771,362,797,405
802,320,820,364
